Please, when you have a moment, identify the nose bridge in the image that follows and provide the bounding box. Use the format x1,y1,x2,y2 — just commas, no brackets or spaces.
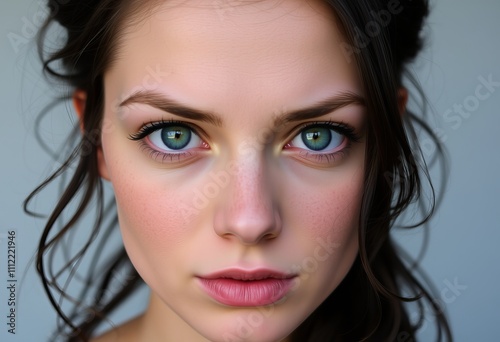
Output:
213,152,281,245
231,156,270,214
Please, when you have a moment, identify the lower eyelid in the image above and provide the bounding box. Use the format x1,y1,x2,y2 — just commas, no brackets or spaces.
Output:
138,141,197,163
135,121,354,164
301,149,346,162
287,139,352,165
286,134,348,153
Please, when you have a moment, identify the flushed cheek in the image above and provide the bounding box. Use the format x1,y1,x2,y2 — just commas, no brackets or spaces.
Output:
283,164,364,240
101,154,201,274
114,180,187,243
101,130,199,243
111,173,226,300
297,190,359,263
297,188,359,235
280,166,363,289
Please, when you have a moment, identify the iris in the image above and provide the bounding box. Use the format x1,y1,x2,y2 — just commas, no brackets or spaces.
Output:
301,127,332,151
161,126,191,150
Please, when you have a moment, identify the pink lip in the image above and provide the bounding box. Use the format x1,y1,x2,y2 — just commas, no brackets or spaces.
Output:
197,269,296,307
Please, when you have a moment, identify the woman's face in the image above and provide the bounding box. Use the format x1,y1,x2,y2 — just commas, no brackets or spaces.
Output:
101,0,366,340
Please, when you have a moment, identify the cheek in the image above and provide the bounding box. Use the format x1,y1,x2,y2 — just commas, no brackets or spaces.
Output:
280,158,364,291
101,135,198,266
273,164,363,311
109,166,206,285
114,178,183,242
291,181,362,269
282,160,364,244
297,186,361,236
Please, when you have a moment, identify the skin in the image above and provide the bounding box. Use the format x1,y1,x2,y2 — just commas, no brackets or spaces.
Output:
85,0,372,341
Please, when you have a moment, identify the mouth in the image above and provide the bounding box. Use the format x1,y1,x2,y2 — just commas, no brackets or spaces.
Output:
197,269,297,307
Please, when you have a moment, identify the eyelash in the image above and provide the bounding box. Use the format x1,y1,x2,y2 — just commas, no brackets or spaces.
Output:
128,119,360,164
129,119,198,140
286,120,361,164
128,119,207,163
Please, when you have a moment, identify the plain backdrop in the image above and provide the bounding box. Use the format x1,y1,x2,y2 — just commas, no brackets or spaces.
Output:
1,0,499,341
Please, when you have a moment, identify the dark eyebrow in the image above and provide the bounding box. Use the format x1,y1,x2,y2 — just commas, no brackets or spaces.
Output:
119,90,365,128
273,91,365,127
119,90,223,127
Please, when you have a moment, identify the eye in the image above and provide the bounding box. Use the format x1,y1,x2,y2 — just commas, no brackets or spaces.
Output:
290,125,344,152
148,124,202,152
129,120,209,163
284,122,360,165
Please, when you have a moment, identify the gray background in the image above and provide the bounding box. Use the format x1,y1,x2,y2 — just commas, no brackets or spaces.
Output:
1,0,499,340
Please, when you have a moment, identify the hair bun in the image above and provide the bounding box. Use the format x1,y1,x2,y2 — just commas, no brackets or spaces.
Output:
47,0,101,31
388,0,430,66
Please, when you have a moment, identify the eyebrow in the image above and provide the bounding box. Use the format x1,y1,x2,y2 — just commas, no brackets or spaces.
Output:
120,90,223,127
273,91,365,127
119,90,365,128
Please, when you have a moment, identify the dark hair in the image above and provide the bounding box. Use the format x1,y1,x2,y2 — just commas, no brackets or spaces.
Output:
26,0,452,341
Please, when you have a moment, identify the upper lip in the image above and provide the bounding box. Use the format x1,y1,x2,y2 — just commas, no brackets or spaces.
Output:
198,268,296,281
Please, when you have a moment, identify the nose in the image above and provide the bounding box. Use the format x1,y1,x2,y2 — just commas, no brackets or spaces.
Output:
213,156,282,245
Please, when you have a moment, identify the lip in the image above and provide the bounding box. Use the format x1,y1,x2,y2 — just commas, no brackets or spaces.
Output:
197,268,296,307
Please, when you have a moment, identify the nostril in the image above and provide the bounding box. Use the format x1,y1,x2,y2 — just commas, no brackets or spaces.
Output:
211,162,282,245
262,232,279,240
213,206,283,245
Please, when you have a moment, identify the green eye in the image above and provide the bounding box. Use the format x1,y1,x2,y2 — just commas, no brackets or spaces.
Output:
160,126,192,150
129,120,209,164
300,127,333,151
146,123,202,152
290,124,344,152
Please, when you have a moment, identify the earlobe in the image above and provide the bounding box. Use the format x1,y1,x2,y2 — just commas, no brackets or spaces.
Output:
72,90,110,181
96,148,111,181
72,89,87,128
398,88,408,116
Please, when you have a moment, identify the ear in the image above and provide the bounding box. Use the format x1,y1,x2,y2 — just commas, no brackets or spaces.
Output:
398,87,408,116
72,90,110,181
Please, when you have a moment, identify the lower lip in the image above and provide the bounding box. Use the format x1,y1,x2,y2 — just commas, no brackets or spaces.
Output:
198,277,295,307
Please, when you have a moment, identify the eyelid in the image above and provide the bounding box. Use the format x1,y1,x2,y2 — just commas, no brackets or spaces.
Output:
287,120,361,145
128,119,210,165
128,119,207,142
129,119,360,165
282,120,361,166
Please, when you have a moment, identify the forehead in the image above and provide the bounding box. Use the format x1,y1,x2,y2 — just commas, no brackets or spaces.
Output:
107,0,362,119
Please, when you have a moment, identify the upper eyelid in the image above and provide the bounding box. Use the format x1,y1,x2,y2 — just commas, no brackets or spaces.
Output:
119,90,365,128
128,120,206,141
129,119,358,145
298,120,351,130
288,121,359,142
